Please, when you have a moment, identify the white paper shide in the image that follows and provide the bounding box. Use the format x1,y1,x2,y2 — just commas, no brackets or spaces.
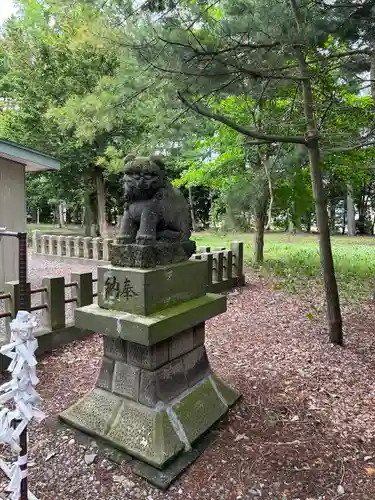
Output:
0,311,45,500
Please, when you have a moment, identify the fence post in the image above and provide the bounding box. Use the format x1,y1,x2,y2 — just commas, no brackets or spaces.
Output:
212,251,224,283
222,250,233,282
102,238,112,261
83,237,92,259
71,272,93,307
190,253,201,261
56,235,65,257
92,237,100,261
231,241,245,285
32,230,41,253
48,235,55,256
198,246,211,253
41,235,48,255
41,276,65,330
65,236,74,257
73,237,81,258
200,252,214,289
3,281,31,319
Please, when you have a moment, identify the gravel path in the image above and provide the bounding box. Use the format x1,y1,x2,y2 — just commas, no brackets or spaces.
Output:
1,266,375,499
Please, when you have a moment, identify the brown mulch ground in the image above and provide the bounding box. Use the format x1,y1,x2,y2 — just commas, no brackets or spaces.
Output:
2,268,375,499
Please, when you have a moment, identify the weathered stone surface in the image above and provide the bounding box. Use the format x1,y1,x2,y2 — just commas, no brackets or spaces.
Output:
138,357,189,408
103,337,127,361
211,374,241,407
193,323,205,348
158,359,187,403
128,341,168,370
133,447,200,490
168,328,194,361
112,361,140,401
60,375,241,470
110,242,196,269
96,357,114,391
133,422,219,490
139,370,159,408
106,400,183,468
60,388,122,436
75,293,227,346
183,346,210,387
173,379,227,444
98,261,206,316
60,390,183,468
115,154,196,269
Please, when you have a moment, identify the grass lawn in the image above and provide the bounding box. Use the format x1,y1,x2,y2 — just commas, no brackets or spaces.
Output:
28,224,375,304
195,231,375,304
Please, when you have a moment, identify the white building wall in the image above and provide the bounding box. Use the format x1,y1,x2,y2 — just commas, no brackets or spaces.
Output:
0,158,26,291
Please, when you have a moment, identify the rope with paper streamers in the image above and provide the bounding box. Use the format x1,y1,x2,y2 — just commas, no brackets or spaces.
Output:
0,311,45,500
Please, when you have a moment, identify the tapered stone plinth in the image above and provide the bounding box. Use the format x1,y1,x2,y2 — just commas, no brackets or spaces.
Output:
60,259,240,469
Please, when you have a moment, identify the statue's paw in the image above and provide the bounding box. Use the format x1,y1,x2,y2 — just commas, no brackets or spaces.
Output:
136,234,155,245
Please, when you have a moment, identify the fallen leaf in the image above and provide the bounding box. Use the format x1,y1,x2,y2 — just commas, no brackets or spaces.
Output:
45,451,57,462
337,484,345,495
234,434,249,442
365,467,375,476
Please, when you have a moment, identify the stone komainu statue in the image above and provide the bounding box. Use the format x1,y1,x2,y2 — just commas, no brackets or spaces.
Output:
118,154,192,248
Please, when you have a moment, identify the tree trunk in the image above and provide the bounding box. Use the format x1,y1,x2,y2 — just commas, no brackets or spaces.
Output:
264,157,274,230
305,213,311,233
188,186,197,232
357,192,366,234
347,185,355,236
371,39,375,107
84,191,93,237
36,207,40,225
342,197,346,235
58,203,64,228
307,140,342,343
288,201,300,234
329,201,336,233
95,169,108,237
292,35,343,344
253,188,268,263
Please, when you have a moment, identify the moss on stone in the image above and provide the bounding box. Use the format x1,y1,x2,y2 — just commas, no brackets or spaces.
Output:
172,379,227,444
211,374,241,407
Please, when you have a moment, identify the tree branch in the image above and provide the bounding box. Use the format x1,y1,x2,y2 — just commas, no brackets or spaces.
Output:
156,35,280,55
323,141,375,153
177,92,307,145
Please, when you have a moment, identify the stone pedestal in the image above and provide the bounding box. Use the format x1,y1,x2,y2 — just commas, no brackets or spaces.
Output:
60,259,240,469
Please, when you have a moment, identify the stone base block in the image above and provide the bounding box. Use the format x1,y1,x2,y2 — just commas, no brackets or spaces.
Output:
60,376,240,469
110,241,196,269
97,260,207,315
75,293,226,346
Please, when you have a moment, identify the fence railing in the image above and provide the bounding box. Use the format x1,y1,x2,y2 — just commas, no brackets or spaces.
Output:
31,231,245,291
0,272,98,358
0,239,245,363
192,242,245,292
1,240,244,328
32,230,112,262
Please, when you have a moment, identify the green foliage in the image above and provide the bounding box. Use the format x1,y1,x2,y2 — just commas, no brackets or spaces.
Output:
193,231,374,304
